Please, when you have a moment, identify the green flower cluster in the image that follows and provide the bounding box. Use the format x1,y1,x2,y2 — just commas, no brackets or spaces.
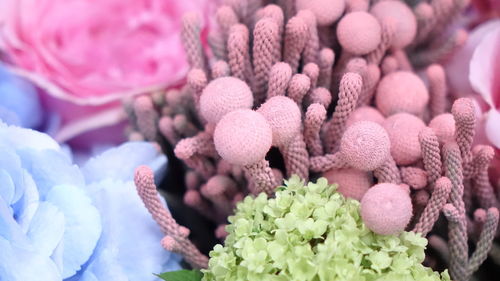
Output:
202,176,450,281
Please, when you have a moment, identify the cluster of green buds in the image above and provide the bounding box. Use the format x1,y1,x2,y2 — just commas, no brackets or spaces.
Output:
202,176,451,281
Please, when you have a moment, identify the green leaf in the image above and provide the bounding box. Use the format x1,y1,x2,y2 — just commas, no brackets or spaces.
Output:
156,270,203,281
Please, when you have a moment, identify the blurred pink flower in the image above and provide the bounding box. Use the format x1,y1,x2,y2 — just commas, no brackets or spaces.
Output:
0,0,217,145
447,19,500,183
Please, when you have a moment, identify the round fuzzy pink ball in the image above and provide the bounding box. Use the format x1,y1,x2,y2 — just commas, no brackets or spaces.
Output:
375,71,429,117
200,77,253,124
257,96,302,147
323,168,373,201
340,121,391,171
429,113,456,145
361,183,413,235
213,109,272,166
383,113,426,165
346,106,385,127
296,0,346,26
370,0,417,48
336,11,381,55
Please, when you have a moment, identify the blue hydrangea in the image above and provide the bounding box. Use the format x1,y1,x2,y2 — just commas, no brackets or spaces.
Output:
0,65,43,128
0,122,180,280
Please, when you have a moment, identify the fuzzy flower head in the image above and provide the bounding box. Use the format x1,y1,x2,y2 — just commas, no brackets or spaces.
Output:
0,122,180,280
202,176,451,281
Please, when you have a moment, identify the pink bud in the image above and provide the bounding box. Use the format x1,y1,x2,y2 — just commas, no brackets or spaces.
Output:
214,109,272,166
361,183,413,235
257,96,302,147
383,113,426,165
375,71,429,116
200,77,253,124
296,0,346,26
370,0,417,48
336,11,381,55
340,121,391,171
323,168,373,201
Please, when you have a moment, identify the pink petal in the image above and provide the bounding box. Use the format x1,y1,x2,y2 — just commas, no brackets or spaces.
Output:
469,20,500,108
485,109,500,149
446,19,500,97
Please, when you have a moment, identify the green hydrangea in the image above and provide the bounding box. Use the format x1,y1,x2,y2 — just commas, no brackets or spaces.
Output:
202,176,450,281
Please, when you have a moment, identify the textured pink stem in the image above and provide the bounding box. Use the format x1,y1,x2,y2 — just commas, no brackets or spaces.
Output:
452,98,476,164
253,18,280,104
228,24,253,83
442,203,469,281
283,16,309,73
357,64,380,106
244,159,276,195
287,73,311,106
427,64,448,118
159,116,180,145
401,167,428,190
267,62,292,99
413,177,452,236
419,127,442,185
468,208,499,273
366,19,395,66
134,96,158,141
304,103,327,156
161,236,208,269
307,87,332,108
303,63,319,89
298,10,319,65
134,166,208,269
443,142,469,281
174,132,217,159
318,48,335,89
258,4,285,61
471,146,497,208
181,13,206,71
324,73,362,153
211,60,230,78
280,134,309,180
216,5,239,60
310,153,348,172
373,157,402,184
173,114,198,137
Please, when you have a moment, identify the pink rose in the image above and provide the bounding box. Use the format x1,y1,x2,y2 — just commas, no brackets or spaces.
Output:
0,0,217,146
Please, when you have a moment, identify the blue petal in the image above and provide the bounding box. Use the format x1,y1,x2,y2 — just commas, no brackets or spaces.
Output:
11,169,39,233
0,197,63,280
45,185,102,279
84,179,180,280
0,146,24,204
0,65,42,128
82,142,166,183
0,123,59,151
0,237,61,281
26,202,65,257
17,149,85,198
0,105,21,126
74,247,129,281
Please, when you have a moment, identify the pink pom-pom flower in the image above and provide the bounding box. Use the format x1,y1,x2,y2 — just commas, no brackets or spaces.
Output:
361,183,413,235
